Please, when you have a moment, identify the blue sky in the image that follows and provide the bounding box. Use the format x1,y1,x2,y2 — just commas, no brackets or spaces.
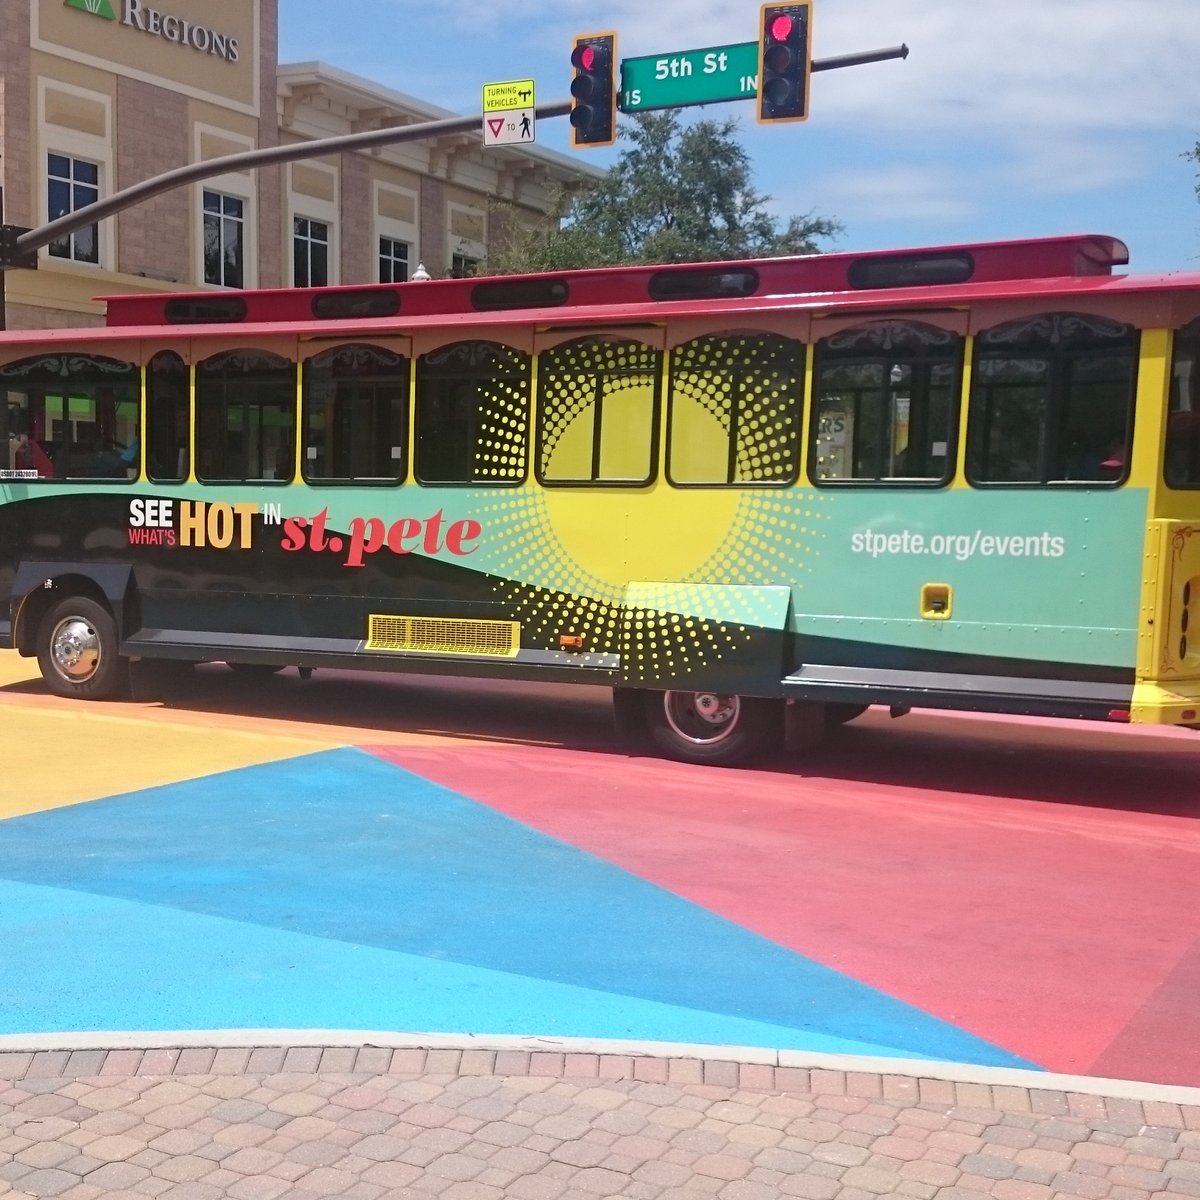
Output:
278,0,1200,274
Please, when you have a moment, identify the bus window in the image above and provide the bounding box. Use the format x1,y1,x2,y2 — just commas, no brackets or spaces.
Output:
303,344,408,484
1166,318,1200,488
147,350,189,483
667,332,802,486
0,353,138,481
809,321,961,484
195,349,296,483
415,341,529,485
537,337,660,485
967,312,1138,486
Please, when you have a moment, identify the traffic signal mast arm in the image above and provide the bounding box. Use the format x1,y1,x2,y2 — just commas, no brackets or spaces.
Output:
0,102,576,269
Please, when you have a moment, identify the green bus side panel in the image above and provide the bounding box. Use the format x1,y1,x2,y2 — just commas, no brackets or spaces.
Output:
795,488,1147,668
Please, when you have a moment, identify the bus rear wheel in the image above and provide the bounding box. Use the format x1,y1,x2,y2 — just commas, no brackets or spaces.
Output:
646,690,777,766
36,596,128,700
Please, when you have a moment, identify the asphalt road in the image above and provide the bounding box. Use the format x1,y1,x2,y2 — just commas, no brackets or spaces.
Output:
2,650,1198,1088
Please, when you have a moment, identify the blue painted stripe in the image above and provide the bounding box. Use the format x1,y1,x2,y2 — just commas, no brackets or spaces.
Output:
0,747,1035,1068
0,878,959,1056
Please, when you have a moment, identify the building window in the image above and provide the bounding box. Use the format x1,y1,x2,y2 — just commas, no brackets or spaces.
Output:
449,252,480,279
294,217,329,288
47,153,99,264
379,237,409,283
203,190,245,288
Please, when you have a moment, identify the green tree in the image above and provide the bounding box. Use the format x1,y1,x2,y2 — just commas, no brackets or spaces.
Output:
484,111,841,274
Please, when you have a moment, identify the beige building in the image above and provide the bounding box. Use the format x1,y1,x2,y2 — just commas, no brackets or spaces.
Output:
0,0,592,330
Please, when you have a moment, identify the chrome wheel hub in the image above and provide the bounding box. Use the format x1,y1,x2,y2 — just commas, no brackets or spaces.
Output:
663,691,740,745
51,617,101,682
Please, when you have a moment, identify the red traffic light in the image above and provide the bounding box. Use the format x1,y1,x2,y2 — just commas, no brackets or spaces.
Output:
569,31,617,148
757,2,811,124
571,43,597,71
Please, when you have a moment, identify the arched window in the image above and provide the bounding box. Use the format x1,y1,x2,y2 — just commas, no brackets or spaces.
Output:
0,353,139,481
967,312,1138,485
147,351,189,483
1166,317,1200,489
415,341,529,484
667,331,802,486
303,344,408,484
195,349,295,482
810,320,962,484
537,337,660,485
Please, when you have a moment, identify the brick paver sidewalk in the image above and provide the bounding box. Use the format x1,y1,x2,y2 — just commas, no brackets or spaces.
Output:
2,1043,1200,1200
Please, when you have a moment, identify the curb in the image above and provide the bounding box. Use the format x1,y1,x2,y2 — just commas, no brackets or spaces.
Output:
2,1030,1199,1111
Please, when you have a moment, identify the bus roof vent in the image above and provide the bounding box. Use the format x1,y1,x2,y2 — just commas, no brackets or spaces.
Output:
848,252,975,290
648,267,759,302
471,278,570,311
311,289,401,319
163,296,248,324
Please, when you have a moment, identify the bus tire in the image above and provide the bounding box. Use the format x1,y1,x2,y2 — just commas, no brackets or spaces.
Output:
827,702,869,727
36,596,128,700
645,690,778,766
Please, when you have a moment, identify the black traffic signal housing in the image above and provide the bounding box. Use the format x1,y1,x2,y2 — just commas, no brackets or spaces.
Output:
570,32,617,148
757,2,812,123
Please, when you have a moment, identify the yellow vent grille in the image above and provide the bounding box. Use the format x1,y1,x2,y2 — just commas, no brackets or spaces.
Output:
366,614,520,658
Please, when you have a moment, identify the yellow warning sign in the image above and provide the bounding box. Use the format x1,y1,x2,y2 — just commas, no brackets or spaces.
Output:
483,79,535,112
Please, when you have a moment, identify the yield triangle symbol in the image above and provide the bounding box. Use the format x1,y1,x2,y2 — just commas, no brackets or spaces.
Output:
487,118,505,138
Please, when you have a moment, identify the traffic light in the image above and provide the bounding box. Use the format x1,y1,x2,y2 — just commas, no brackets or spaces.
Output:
757,2,812,123
570,32,617,148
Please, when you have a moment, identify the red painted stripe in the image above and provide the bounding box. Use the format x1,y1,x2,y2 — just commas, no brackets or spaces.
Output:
370,711,1200,1084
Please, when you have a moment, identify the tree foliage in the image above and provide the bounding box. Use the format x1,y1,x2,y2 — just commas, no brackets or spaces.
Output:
484,111,841,274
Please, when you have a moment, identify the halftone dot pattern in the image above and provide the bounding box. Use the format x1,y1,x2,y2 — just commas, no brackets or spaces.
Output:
670,334,803,484
473,372,529,481
538,339,659,480
477,486,832,686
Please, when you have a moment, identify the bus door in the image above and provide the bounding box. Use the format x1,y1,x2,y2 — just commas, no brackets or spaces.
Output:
1137,318,1200,723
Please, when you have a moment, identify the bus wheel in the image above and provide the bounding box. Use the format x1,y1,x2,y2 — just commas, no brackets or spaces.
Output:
827,702,869,727
37,596,128,700
646,690,776,766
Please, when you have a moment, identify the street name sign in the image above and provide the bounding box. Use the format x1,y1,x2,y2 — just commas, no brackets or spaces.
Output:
482,78,536,147
619,42,758,112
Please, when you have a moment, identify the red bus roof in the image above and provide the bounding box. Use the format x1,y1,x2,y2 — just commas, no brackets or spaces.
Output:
99,233,1135,330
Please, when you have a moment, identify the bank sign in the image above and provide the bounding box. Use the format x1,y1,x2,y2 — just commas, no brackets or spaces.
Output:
64,0,240,63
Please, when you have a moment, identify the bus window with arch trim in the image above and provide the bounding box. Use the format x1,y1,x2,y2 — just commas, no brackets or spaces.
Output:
1166,318,1200,489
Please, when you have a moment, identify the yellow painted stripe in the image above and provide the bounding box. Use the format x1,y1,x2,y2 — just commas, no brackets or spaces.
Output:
0,650,539,819
0,707,323,819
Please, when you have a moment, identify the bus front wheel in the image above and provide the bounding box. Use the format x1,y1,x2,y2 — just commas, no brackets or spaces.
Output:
645,690,778,766
36,596,128,700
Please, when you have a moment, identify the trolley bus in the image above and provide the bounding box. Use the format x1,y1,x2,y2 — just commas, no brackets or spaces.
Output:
2,232,1199,764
